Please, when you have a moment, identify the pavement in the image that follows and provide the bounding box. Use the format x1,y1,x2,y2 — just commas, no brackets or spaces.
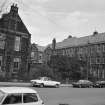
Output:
0,82,73,87
0,82,31,87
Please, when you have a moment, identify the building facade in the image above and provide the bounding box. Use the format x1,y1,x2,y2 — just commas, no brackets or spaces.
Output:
44,32,105,80
0,4,31,79
31,43,45,64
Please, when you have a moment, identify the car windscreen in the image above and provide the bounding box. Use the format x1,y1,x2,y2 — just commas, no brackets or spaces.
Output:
0,90,5,102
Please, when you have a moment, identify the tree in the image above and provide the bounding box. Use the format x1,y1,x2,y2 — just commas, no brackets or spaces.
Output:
29,64,54,79
47,55,86,81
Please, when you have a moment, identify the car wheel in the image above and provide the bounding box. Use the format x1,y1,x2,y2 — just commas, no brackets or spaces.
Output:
99,85,101,88
31,84,35,87
87,85,90,88
79,85,81,88
89,86,91,88
55,84,59,88
40,83,44,88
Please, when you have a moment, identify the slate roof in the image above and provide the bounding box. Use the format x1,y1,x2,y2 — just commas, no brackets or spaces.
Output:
55,32,105,49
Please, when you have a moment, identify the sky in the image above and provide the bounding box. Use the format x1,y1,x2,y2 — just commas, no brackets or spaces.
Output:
1,0,105,46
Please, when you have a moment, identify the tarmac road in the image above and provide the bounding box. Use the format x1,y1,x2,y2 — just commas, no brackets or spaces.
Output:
33,87,105,105
0,82,105,105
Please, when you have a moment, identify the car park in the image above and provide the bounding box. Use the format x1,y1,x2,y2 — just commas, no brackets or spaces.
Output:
93,81,105,88
30,77,61,88
0,87,44,105
72,80,93,88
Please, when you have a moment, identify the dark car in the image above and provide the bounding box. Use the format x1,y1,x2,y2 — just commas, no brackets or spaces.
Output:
72,80,93,88
93,81,105,88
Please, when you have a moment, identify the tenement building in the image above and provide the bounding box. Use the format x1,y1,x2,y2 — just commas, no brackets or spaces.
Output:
44,32,105,80
0,4,31,79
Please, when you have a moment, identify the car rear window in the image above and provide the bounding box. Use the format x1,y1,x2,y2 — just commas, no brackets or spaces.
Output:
23,93,38,103
3,94,22,104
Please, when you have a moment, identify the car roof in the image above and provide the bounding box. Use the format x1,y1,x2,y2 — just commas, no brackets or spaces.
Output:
39,77,49,79
0,87,37,94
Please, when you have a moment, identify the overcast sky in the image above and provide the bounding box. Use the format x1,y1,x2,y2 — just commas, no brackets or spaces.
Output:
1,0,105,46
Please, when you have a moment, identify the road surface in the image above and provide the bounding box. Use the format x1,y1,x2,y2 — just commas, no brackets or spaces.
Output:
33,87,105,105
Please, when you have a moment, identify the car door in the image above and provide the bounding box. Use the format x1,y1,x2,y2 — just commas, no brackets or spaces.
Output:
22,93,41,105
45,78,54,86
41,77,50,86
2,93,22,105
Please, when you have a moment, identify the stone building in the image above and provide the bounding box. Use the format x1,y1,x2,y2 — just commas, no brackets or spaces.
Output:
44,32,105,80
0,4,31,79
31,43,45,64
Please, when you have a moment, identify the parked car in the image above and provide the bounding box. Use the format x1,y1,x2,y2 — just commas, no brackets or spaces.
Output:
0,87,44,105
30,77,61,88
72,80,93,88
93,81,105,88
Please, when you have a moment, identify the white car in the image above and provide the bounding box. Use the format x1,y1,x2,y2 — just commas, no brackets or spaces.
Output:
30,77,61,88
0,87,44,105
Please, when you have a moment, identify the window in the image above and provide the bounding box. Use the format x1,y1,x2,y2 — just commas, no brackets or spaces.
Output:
31,52,35,58
0,56,2,70
14,36,21,51
14,62,18,68
102,44,105,52
39,56,42,60
96,44,101,52
93,71,97,77
102,70,104,79
96,58,100,64
0,33,5,49
0,60,1,66
13,58,20,69
23,93,38,103
3,94,22,104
